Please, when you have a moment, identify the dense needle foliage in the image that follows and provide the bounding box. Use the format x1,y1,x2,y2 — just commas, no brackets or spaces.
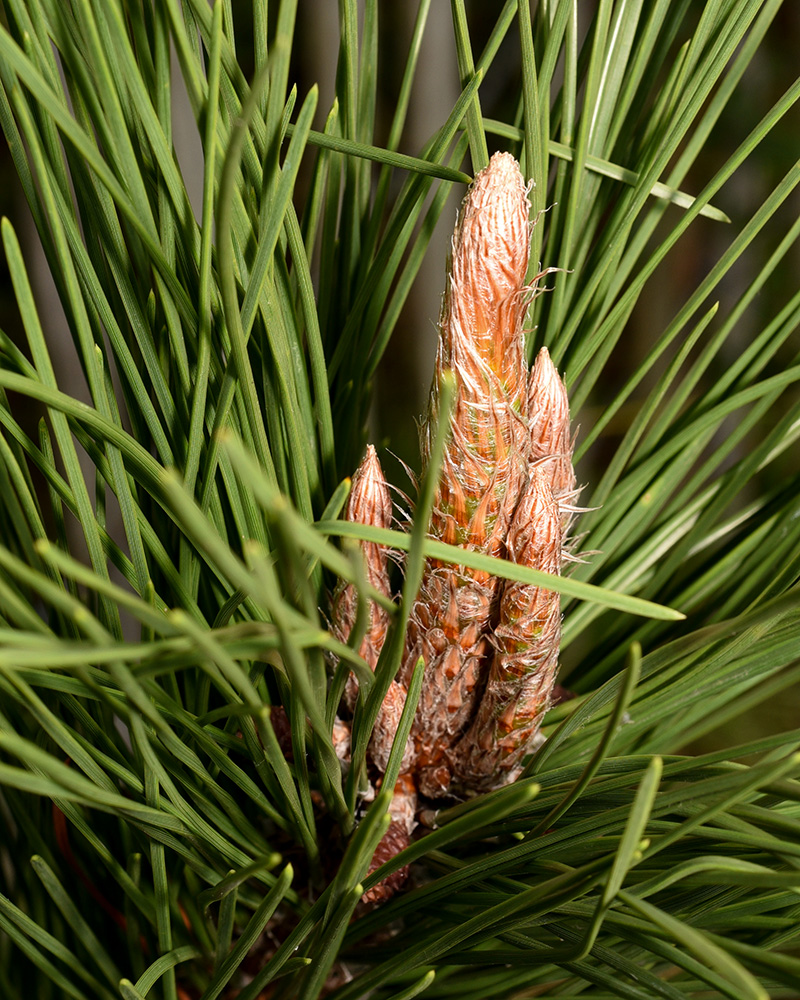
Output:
0,2,798,998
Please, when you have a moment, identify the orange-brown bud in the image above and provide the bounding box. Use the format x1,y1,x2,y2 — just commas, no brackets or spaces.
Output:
407,154,539,797
369,673,414,774
527,347,576,532
331,445,393,689
440,150,531,401
331,447,414,774
361,774,417,906
451,467,562,790
422,151,533,478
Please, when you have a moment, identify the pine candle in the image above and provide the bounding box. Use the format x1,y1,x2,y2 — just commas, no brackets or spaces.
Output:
332,152,578,902
405,152,575,798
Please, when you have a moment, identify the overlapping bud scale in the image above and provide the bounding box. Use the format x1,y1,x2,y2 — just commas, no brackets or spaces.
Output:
327,152,579,902
451,466,562,790
407,152,539,797
330,445,411,773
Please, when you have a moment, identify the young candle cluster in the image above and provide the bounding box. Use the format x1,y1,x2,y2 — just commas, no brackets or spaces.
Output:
331,152,577,899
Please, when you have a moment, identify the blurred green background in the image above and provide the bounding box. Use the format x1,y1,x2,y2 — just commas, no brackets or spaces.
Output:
0,0,797,754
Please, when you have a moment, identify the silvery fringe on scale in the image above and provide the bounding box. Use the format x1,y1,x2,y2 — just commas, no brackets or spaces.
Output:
405,152,575,798
406,152,537,798
451,466,562,790
330,153,579,905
